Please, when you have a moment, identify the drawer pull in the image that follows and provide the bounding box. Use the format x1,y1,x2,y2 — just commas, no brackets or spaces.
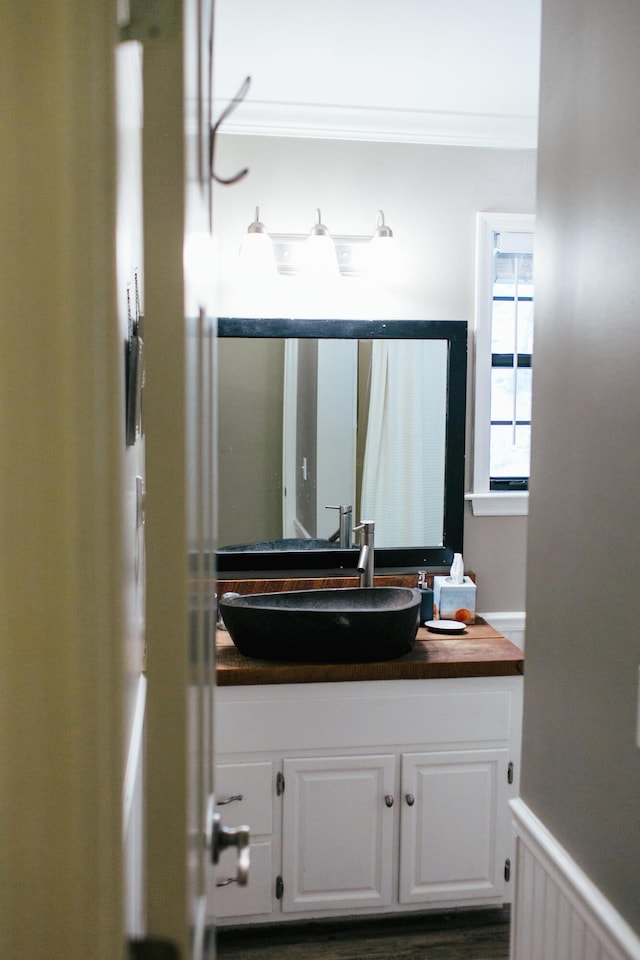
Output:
216,875,240,888
217,794,243,806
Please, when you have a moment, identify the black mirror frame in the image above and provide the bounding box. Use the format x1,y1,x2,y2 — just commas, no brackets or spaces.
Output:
215,317,467,574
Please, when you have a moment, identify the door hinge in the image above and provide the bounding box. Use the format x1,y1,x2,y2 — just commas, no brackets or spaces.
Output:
275,875,284,899
276,771,285,796
118,0,180,42
504,858,511,882
507,761,514,784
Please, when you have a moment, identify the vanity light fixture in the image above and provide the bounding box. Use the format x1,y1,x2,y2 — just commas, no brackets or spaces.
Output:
238,208,402,279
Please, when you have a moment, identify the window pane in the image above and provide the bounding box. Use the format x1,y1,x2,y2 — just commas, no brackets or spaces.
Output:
494,251,533,285
516,300,534,354
492,300,516,353
491,367,532,422
490,423,531,479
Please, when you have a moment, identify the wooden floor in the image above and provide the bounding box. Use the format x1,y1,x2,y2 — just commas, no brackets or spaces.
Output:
216,909,511,960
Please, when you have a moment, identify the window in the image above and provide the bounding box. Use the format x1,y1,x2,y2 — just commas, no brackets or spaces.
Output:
467,212,535,516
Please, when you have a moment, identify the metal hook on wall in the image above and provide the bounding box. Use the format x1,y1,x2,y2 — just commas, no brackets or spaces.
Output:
210,75,251,185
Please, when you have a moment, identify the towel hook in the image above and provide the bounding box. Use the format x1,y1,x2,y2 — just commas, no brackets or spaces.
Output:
210,75,251,185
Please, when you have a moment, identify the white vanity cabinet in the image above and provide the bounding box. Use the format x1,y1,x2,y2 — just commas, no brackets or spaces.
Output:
213,676,522,926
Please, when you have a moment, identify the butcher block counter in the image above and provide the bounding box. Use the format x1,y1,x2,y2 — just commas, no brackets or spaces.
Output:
215,618,524,686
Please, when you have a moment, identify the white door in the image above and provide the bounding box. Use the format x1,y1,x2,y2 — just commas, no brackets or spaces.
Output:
282,755,395,913
399,750,508,904
140,0,219,955
283,339,358,540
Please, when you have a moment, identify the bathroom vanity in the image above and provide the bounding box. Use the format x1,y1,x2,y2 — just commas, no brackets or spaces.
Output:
212,620,523,926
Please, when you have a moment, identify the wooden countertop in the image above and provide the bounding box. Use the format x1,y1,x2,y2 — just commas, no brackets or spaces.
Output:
215,619,524,686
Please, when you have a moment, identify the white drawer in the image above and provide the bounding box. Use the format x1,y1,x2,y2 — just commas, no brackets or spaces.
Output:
216,761,273,835
214,840,273,918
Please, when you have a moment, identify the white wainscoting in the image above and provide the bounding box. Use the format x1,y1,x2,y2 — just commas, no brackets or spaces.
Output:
480,611,526,650
511,800,640,960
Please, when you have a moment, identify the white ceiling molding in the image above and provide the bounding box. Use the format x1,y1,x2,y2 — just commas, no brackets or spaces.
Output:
212,99,538,149
212,0,541,150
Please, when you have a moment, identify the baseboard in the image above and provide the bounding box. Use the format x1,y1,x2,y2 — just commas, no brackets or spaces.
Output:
510,799,640,960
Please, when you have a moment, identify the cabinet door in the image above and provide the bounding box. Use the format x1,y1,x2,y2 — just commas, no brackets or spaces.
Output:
282,755,395,913
399,750,508,904
215,840,273,918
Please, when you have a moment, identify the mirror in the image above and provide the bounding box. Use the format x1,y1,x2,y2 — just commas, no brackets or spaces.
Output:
215,318,467,572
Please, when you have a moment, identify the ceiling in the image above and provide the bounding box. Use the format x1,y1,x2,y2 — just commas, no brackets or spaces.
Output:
213,0,541,149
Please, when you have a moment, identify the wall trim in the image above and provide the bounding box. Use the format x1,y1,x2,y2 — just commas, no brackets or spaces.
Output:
210,100,538,150
511,799,640,960
479,611,525,647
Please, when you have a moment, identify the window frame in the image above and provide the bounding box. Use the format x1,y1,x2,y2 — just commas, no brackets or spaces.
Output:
467,211,535,517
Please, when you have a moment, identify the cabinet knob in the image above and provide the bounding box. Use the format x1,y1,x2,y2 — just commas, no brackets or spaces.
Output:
405,793,415,806
384,794,394,808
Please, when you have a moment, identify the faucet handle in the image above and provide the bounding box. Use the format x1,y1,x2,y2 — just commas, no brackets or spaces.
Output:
353,520,375,545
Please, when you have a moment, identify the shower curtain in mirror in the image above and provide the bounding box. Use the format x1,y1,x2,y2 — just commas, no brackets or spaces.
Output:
360,340,447,547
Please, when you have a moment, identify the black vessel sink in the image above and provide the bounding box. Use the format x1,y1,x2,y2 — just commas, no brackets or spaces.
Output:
219,587,421,663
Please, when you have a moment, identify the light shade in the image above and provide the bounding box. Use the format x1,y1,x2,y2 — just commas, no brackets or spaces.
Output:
298,209,340,280
367,210,404,283
238,207,277,279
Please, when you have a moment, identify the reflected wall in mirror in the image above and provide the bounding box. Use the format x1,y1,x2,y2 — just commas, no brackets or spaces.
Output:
215,318,467,572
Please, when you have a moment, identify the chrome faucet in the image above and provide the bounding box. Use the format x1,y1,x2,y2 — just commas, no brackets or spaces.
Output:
325,504,353,548
354,520,375,588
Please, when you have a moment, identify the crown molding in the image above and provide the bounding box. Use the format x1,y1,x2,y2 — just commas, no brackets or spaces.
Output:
209,99,538,149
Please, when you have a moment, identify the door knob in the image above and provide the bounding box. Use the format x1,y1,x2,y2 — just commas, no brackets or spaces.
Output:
210,812,250,886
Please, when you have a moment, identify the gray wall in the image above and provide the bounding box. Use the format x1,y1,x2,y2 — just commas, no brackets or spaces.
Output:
213,134,536,610
522,0,640,930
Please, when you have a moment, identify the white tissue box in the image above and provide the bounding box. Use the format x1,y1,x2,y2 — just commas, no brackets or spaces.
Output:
433,575,476,624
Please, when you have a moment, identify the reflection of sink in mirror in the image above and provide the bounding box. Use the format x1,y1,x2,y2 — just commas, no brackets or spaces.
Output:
219,538,336,552
219,586,421,663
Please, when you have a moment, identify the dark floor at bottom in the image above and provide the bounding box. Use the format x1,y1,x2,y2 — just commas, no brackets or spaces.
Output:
215,908,511,960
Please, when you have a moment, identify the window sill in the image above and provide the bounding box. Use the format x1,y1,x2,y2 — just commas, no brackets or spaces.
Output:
465,491,529,517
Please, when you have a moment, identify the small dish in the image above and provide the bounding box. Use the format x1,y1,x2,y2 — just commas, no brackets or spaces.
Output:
424,619,467,634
